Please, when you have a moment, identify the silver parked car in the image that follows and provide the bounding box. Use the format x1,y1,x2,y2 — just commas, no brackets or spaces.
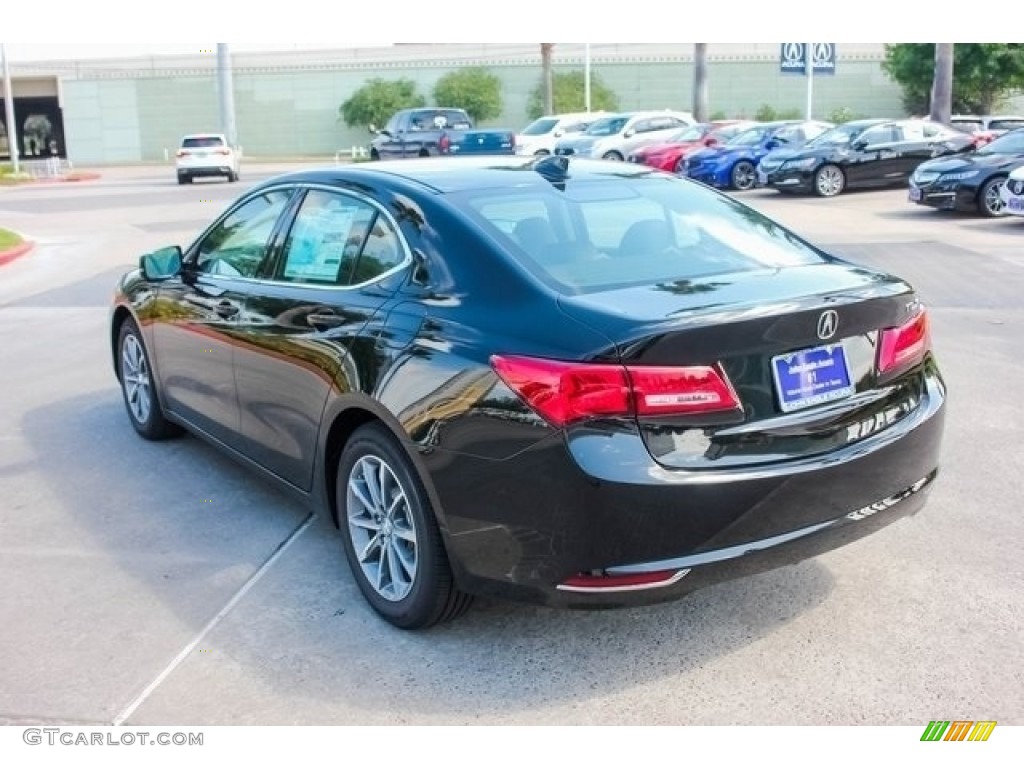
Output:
553,111,695,161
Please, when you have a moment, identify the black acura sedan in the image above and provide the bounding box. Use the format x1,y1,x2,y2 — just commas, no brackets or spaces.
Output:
909,128,1024,216
110,156,946,628
758,118,973,196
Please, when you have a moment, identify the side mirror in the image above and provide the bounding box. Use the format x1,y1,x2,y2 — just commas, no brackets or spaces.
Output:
852,140,868,151
140,245,182,281
553,129,564,137
765,139,780,150
623,128,635,138
705,137,719,146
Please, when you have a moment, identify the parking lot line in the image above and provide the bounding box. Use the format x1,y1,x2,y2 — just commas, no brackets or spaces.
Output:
111,513,316,726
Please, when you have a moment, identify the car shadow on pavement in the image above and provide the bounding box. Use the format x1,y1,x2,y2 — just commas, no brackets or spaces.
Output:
20,390,835,723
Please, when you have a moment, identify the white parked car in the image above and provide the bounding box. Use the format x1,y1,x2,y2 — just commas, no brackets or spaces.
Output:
553,110,696,161
998,164,1024,216
514,112,607,156
175,133,241,184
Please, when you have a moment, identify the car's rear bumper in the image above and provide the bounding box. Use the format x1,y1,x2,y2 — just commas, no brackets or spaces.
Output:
424,368,946,608
177,165,234,177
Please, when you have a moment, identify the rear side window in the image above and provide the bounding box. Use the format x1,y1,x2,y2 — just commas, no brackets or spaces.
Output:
183,136,225,148
454,179,825,293
278,190,406,286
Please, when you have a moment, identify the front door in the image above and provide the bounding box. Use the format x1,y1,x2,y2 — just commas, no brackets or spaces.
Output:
152,188,295,445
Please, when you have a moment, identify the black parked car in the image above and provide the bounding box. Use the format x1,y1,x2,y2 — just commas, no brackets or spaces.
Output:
758,118,974,197
110,156,946,628
909,128,1024,216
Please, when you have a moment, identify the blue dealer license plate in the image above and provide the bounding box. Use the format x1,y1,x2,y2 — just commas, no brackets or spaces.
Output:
772,343,855,413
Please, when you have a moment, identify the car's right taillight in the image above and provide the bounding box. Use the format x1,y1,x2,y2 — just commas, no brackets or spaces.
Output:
438,133,451,153
490,355,741,428
877,308,931,375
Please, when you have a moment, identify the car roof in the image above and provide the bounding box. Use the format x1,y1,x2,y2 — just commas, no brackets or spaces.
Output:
182,133,226,139
256,156,668,195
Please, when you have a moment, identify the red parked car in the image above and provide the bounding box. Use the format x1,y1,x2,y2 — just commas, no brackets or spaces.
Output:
628,121,754,172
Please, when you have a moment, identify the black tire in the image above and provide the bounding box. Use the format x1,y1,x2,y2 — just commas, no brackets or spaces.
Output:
418,149,431,157
176,174,190,185
602,150,624,161
675,157,687,175
369,149,380,161
814,164,846,197
534,149,551,156
336,423,472,629
227,170,238,182
116,318,181,440
730,160,757,191
977,176,1007,217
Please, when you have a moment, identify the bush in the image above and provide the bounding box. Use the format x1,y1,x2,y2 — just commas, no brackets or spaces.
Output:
827,106,857,124
710,110,728,121
340,79,425,130
432,67,503,123
754,104,777,121
526,71,620,120
777,108,803,120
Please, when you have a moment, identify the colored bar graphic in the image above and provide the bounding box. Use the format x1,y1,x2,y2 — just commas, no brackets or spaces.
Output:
921,720,996,742
968,722,997,742
944,721,973,741
921,721,950,741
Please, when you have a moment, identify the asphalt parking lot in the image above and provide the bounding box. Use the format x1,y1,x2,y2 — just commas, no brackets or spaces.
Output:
0,163,1021,726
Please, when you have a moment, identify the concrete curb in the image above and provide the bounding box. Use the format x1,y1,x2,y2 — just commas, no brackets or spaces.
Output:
0,239,35,268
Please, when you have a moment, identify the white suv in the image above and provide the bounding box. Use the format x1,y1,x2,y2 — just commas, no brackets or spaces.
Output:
175,133,240,184
515,112,607,156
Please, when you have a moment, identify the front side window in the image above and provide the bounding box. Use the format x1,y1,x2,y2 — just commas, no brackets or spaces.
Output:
195,190,292,278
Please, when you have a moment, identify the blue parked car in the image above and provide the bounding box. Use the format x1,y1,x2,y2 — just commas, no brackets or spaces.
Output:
683,120,833,190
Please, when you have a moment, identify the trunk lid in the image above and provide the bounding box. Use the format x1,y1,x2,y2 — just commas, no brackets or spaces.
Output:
557,262,928,469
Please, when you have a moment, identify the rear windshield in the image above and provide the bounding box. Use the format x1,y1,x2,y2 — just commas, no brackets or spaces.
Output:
521,118,559,136
408,110,471,130
182,136,225,148
989,119,1024,132
453,178,825,293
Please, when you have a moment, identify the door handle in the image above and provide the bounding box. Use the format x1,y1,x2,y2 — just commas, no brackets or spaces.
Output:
307,312,346,330
214,301,239,319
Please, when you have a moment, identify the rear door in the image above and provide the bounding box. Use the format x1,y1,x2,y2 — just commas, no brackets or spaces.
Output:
232,187,409,489
845,123,902,186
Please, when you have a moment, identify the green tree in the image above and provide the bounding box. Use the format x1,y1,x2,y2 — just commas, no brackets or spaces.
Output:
432,67,503,123
339,78,425,130
526,71,620,119
882,44,1024,114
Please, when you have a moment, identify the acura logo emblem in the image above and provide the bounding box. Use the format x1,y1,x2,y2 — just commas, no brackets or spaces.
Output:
817,310,839,340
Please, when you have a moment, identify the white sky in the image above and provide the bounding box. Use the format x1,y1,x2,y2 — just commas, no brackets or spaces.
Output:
0,1,1006,62
2,43,395,63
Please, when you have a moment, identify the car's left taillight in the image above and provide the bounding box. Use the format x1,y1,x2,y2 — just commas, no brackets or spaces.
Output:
877,308,931,376
490,355,741,428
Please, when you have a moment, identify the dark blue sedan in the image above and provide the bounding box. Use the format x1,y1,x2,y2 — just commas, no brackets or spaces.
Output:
110,155,945,628
684,120,832,190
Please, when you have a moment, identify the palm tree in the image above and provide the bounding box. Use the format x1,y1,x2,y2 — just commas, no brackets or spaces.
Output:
541,43,554,115
930,44,954,124
693,43,709,122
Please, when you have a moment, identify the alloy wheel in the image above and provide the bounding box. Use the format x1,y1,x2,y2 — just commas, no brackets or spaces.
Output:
121,334,152,425
816,165,845,197
346,455,419,602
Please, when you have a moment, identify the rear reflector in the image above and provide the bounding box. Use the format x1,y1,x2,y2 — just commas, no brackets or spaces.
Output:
490,355,740,427
878,309,930,375
557,568,691,593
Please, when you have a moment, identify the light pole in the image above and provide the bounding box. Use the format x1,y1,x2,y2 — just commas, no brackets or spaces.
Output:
1,43,20,174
